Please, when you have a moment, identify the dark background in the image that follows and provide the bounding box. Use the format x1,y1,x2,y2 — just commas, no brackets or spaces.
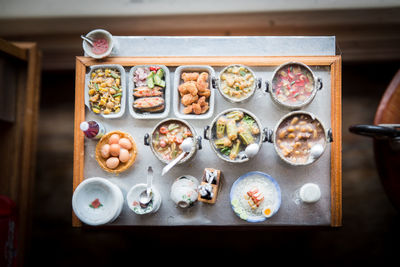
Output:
32,62,400,266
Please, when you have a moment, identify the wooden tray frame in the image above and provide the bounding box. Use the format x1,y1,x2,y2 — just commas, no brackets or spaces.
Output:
73,56,342,227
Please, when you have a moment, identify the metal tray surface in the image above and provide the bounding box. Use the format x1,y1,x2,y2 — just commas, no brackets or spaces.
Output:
82,64,332,226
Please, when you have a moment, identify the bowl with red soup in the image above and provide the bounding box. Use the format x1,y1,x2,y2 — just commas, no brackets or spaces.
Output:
82,29,114,59
144,118,202,164
267,62,322,110
265,111,332,166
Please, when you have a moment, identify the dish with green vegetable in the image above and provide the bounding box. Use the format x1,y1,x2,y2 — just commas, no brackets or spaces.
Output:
207,108,263,163
219,64,257,103
88,67,123,115
132,65,167,113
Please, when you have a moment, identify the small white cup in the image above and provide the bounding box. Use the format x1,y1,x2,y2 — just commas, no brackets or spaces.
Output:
82,29,114,59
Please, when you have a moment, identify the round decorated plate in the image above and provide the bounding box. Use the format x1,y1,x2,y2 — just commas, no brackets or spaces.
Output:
230,171,281,223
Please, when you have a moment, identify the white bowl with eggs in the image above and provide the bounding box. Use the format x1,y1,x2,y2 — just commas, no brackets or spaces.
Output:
72,177,123,226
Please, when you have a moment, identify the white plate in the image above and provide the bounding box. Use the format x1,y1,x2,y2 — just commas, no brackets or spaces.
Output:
128,65,170,119
72,177,123,226
173,65,215,120
85,64,126,119
230,171,281,223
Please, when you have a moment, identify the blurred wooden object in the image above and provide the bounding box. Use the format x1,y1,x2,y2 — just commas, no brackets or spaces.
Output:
0,39,41,267
373,69,400,211
0,7,399,70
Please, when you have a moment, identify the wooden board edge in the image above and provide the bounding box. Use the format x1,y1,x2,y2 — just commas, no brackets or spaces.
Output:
330,55,343,227
72,57,86,227
77,55,338,67
72,55,342,227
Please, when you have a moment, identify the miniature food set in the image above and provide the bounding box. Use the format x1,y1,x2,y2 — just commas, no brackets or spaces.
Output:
76,61,333,226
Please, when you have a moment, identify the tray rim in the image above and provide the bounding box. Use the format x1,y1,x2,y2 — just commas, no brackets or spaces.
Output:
73,55,342,227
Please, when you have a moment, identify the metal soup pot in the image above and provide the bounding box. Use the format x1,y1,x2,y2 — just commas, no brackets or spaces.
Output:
144,118,202,164
265,111,333,166
216,64,262,103
266,62,323,110
204,108,268,163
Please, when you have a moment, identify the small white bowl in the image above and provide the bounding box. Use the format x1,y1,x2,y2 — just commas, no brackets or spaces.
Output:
72,177,123,226
82,29,114,59
126,183,162,215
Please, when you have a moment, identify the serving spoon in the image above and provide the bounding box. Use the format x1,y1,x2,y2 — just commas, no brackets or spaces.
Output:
139,166,153,208
161,138,193,176
81,35,94,46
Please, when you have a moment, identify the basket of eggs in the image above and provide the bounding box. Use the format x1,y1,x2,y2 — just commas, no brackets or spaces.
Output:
95,131,137,173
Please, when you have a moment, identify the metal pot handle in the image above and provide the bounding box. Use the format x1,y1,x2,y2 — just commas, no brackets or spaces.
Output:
256,78,262,90
196,136,202,150
327,128,333,143
349,124,400,139
265,81,270,93
317,77,323,90
212,77,218,90
203,125,210,140
262,128,273,143
144,133,150,146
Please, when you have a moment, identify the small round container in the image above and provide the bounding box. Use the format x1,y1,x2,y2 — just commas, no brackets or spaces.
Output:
85,64,126,118
217,64,261,103
144,118,202,165
267,62,322,110
204,108,268,163
126,184,162,215
82,29,114,59
299,183,321,203
265,111,332,166
170,175,199,208
72,177,123,226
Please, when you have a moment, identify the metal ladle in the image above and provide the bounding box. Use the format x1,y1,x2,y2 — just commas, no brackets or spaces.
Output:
161,138,193,176
81,35,94,46
139,166,153,208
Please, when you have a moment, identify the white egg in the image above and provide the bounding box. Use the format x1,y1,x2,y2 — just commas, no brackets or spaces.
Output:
100,144,110,159
105,157,120,169
108,134,120,145
119,138,132,150
109,144,120,157
119,148,130,163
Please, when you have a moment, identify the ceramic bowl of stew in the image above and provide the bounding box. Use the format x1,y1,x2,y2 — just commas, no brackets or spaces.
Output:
267,62,322,110
265,111,332,166
144,118,202,164
204,108,268,163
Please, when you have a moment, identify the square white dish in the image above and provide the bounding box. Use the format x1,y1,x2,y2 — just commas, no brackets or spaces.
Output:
128,65,170,119
173,65,215,120
85,64,126,119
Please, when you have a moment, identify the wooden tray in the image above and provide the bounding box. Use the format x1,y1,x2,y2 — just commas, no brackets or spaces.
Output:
73,56,342,227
